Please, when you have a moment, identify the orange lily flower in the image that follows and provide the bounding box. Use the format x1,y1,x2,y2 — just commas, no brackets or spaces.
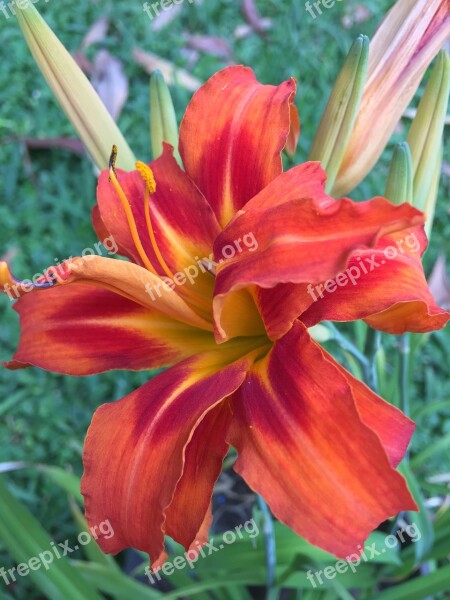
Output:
1,67,449,564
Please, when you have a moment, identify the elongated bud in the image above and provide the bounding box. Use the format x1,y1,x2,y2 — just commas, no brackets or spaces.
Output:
333,0,450,197
385,142,413,205
423,146,442,240
309,35,369,193
408,50,449,228
150,70,181,164
15,4,135,171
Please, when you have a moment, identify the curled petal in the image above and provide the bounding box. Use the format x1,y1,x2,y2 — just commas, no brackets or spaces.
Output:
228,322,416,558
302,227,449,334
214,169,424,339
164,403,232,549
81,349,253,563
38,255,213,331
317,343,415,468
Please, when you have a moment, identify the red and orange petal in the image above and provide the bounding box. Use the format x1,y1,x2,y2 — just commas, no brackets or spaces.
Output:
179,66,297,228
314,341,415,468
42,255,213,331
228,322,416,558
285,102,300,157
164,402,232,549
97,144,220,303
5,284,216,376
302,227,449,334
81,350,252,563
214,178,425,339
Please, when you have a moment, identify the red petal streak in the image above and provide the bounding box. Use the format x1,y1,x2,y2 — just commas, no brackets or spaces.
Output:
97,145,220,304
228,322,416,558
314,343,415,468
164,402,232,548
6,285,216,375
214,191,424,340
302,226,449,333
44,255,213,331
179,66,296,227
81,349,252,563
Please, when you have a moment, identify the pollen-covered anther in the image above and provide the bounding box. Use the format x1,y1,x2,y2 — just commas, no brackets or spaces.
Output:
135,161,157,194
108,144,118,182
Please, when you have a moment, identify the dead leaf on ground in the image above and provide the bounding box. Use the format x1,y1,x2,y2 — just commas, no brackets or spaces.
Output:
133,49,202,91
179,48,201,69
72,51,94,75
242,0,272,35
150,3,183,31
234,21,271,40
428,254,450,310
342,4,372,29
81,16,109,49
184,34,233,60
24,137,85,155
91,50,129,120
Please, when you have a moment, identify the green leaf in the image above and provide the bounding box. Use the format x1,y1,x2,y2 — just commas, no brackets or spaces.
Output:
68,496,119,570
376,564,450,600
410,432,450,470
37,465,83,504
398,462,434,561
0,477,102,600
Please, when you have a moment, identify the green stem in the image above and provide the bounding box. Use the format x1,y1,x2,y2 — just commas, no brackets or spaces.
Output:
257,495,277,600
399,334,410,417
399,333,411,462
327,323,370,369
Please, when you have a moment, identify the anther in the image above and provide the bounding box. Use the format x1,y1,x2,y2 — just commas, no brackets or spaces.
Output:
108,145,118,182
135,161,157,194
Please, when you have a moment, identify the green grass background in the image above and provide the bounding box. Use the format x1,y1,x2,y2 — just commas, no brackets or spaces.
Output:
0,0,449,598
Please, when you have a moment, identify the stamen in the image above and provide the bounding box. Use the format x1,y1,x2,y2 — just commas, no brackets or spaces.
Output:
109,144,118,181
108,147,157,275
136,161,175,283
135,161,211,312
135,161,156,194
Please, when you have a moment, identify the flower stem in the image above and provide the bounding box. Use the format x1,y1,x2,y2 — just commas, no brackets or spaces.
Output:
257,495,277,600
